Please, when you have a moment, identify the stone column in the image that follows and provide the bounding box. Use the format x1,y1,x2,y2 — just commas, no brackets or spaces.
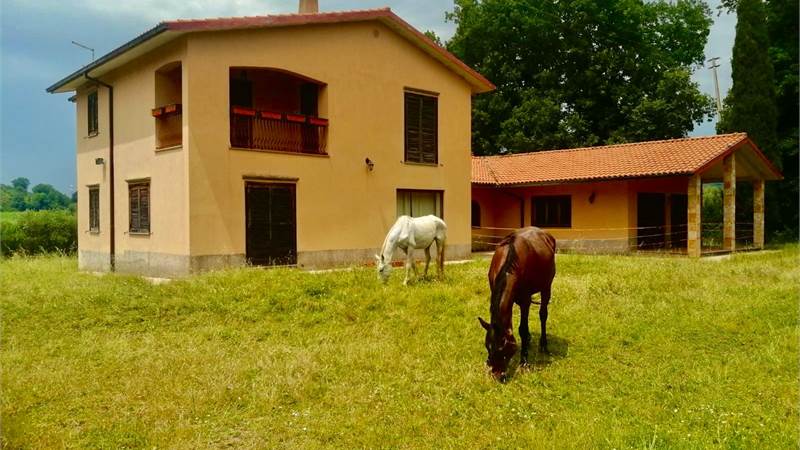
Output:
753,179,765,248
687,175,702,257
723,153,736,251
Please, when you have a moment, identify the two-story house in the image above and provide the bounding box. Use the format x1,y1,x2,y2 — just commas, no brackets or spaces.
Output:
47,2,494,276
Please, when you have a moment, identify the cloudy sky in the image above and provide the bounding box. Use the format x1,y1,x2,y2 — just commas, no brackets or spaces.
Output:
0,0,734,193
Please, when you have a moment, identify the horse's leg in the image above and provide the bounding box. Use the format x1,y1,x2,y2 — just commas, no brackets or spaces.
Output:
403,249,415,285
519,301,531,366
539,288,551,353
436,238,445,280
423,246,431,278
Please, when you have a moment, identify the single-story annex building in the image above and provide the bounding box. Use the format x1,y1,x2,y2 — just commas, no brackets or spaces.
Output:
471,133,783,256
47,3,494,276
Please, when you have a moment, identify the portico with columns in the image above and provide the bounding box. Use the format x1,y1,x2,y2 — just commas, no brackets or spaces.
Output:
684,139,779,257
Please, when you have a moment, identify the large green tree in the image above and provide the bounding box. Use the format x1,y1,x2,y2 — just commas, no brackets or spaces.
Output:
446,0,716,155
718,0,797,239
716,0,778,159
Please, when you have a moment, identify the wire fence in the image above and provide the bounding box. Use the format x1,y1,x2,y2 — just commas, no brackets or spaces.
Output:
471,222,758,253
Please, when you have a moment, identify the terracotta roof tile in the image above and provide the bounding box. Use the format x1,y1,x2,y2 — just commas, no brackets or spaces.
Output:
472,133,781,185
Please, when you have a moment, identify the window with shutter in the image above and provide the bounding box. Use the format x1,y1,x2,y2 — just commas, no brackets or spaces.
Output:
128,181,151,234
88,186,100,232
404,91,438,164
88,91,99,136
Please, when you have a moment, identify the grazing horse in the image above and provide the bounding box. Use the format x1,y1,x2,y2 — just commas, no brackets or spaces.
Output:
479,227,556,379
376,215,446,285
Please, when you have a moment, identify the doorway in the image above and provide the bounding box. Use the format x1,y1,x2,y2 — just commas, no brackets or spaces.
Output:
637,193,666,249
245,182,297,265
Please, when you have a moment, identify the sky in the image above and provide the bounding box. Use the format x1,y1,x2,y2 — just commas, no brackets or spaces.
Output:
0,0,735,194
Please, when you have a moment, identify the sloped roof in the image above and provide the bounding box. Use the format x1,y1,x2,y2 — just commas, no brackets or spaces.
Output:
47,8,494,94
472,133,783,186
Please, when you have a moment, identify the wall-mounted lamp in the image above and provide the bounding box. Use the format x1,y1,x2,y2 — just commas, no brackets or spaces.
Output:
95,158,105,165
588,191,596,204
365,157,375,171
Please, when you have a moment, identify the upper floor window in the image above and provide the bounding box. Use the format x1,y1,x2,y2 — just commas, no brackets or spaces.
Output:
88,91,99,136
128,180,150,234
532,196,571,228
404,91,438,164
88,186,100,232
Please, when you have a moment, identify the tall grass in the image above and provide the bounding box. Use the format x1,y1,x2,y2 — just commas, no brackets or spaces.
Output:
2,248,798,448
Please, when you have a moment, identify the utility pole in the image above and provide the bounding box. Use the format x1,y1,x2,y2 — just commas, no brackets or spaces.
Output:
707,57,723,116
71,40,95,62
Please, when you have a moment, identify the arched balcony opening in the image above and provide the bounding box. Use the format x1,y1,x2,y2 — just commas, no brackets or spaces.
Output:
229,67,328,155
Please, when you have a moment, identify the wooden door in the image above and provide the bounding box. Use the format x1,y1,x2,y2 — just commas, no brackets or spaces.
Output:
637,193,666,249
245,183,297,265
670,194,688,248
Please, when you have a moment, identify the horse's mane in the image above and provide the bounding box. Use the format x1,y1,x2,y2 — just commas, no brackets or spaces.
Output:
490,232,519,325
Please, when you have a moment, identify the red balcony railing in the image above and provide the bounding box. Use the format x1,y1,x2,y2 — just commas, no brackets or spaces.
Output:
231,107,328,155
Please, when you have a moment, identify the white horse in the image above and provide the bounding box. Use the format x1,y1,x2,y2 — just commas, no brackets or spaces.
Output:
376,215,447,285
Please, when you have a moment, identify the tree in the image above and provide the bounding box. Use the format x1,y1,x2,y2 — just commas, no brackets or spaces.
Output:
446,0,715,155
766,0,799,239
11,177,30,192
716,0,778,161
27,184,72,211
717,0,797,240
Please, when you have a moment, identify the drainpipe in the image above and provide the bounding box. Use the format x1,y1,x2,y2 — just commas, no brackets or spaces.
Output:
85,73,115,271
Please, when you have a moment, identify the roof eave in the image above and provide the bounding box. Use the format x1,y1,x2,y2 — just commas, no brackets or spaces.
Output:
47,23,171,94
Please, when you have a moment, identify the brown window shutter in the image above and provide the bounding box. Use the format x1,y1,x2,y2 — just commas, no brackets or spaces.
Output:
404,92,437,164
129,186,140,232
140,184,150,232
420,95,438,164
88,187,100,231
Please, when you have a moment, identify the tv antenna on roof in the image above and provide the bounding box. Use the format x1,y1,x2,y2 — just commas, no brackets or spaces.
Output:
71,40,95,62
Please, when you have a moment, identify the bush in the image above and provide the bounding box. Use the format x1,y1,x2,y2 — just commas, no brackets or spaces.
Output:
1,210,77,255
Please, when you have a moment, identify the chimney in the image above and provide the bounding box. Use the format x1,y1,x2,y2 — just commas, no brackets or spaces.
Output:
299,0,318,13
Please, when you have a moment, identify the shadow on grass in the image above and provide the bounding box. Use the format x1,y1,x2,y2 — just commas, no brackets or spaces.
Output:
505,334,569,381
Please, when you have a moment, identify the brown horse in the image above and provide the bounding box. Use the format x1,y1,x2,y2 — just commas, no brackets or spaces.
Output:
479,227,556,379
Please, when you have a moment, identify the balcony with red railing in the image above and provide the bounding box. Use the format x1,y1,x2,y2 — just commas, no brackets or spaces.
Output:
230,107,328,155
229,67,327,156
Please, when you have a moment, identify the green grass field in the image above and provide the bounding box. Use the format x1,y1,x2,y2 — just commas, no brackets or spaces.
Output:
2,248,798,448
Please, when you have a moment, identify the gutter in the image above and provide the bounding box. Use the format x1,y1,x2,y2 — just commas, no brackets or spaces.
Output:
47,23,168,93
84,73,115,271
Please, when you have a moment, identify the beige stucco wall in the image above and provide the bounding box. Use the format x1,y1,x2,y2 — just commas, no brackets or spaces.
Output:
184,22,475,268
75,39,190,275
74,20,476,274
472,177,691,253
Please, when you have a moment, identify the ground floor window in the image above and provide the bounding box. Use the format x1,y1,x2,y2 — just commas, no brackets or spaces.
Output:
88,185,100,232
128,180,150,234
532,195,571,228
397,189,443,218
471,201,481,227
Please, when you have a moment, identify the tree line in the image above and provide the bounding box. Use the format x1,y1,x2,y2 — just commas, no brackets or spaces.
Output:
0,177,75,212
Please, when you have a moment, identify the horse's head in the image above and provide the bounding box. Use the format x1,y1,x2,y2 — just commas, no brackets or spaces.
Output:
375,254,391,283
479,317,517,380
